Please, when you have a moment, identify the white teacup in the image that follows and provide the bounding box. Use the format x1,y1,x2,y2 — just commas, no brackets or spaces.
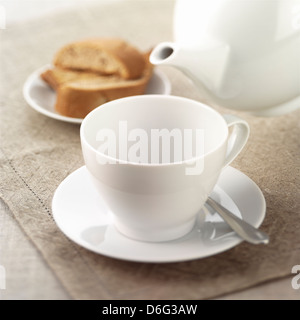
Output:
80,95,249,242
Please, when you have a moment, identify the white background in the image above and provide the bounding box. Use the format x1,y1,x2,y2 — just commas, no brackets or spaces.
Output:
1,0,123,26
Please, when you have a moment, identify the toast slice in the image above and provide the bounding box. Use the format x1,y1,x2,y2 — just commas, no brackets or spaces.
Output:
55,62,153,118
53,38,146,80
41,51,153,118
41,67,119,91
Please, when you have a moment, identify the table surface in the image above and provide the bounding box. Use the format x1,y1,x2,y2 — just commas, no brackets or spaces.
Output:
1,197,299,300
0,0,299,300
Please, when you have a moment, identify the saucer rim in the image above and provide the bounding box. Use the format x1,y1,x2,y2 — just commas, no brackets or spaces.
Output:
52,166,266,263
23,65,172,124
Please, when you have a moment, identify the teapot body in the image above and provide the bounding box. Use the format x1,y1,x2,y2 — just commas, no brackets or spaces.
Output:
169,0,300,115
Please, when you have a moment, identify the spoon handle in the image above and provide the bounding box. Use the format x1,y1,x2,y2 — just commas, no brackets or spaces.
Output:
206,197,269,245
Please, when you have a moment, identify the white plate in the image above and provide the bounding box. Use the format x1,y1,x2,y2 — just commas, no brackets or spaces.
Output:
52,166,266,263
23,65,172,124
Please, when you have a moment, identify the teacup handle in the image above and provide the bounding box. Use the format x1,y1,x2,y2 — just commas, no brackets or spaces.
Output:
222,114,250,168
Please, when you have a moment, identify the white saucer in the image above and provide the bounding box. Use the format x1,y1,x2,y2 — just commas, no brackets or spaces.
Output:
52,166,266,263
23,65,172,124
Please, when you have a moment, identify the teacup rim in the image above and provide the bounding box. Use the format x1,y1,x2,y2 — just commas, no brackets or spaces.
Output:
80,94,229,167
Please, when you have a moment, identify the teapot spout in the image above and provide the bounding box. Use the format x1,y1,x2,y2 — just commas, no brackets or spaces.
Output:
150,42,180,66
150,41,231,93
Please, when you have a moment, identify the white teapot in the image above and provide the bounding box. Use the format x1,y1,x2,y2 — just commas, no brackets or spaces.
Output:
150,0,300,116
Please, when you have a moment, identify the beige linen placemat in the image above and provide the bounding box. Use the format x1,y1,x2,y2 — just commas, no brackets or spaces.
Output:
1,1,300,300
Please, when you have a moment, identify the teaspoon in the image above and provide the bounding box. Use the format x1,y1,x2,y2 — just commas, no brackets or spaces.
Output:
206,197,269,245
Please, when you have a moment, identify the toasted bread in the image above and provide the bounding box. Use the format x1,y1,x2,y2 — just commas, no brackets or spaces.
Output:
53,38,146,80
41,39,153,118
54,57,153,118
41,67,119,91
